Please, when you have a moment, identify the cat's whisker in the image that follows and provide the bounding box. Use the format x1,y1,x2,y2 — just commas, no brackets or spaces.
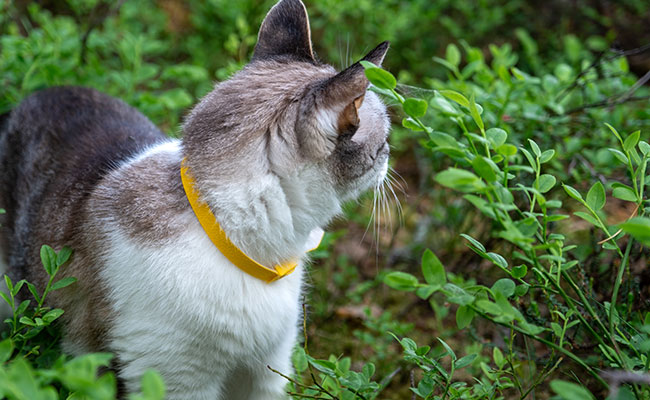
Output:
386,176,404,227
388,167,407,195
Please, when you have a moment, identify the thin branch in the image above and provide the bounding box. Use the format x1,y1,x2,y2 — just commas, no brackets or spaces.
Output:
564,95,650,115
603,370,650,399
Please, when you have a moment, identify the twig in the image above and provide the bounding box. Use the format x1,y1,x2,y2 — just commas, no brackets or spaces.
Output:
598,202,640,245
602,370,650,399
410,370,416,400
556,43,650,103
618,70,650,103
564,95,650,115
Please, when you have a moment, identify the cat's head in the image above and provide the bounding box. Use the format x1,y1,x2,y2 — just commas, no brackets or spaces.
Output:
182,0,390,221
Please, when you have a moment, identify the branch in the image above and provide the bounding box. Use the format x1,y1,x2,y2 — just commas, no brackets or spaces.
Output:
563,95,650,115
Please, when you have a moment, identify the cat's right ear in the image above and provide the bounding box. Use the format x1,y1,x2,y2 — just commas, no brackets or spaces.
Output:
252,0,315,63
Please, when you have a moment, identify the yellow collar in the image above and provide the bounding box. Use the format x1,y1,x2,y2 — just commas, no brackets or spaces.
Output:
180,159,323,283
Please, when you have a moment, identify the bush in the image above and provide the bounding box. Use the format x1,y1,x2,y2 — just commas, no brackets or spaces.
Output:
2,1,650,398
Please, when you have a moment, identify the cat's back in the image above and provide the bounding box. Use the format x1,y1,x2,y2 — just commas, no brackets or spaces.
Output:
0,86,167,282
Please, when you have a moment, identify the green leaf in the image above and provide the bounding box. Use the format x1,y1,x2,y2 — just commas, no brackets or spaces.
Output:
512,265,527,279
497,144,517,157
471,155,497,182
1,291,13,308
0,338,13,363
620,217,650,246
520,147,536,169
539,149,555,163
437,338,457,361
51,277,77,291
435,168,486,193
623,130,641,153
403,98,428,118
402,117,423,131
140,370,166,400
428,131,461,148
574,211,600,226
608,148,629,164
612,186,637,202
456,305,474,329
438,90,469,107
42,308,64,324
528,139,541,157
26,282,40,303
19,316,35,326
491,279,515,298
493,347,505,368
586,181,606,211
292,347,308,373
384,272,419,291
455,354,476,369
446,43,461,67
4,275,12,294
476,299,501,315
562,184,583,202
639,141,650,155
361,62,396,90
40,245,57,276
488,252,508,269
56,246,73,267
460,233,487,253
537,174,556,193
605,123,623,143
550,380,595,400
469,94,484,132
421,249,446,287
486,128,507,149
16,299,30,316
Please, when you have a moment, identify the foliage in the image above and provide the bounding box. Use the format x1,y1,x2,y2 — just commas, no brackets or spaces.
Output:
2,0,650,399
0,246,165,400
366,40,650,397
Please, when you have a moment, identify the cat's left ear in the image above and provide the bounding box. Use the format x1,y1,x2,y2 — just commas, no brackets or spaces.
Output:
253,0,315,62
321,41,390,134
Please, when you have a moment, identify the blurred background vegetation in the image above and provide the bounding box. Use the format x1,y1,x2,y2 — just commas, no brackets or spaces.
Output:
1,0,650,398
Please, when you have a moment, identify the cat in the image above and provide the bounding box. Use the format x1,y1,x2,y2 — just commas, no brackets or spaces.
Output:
0,0,390,398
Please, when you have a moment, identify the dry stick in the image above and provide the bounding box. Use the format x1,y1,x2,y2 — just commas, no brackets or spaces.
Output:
563,66,650,115
603,370,650,399
410,370,416,400
564,95,650,115
598,202,641,245
557,43,650,103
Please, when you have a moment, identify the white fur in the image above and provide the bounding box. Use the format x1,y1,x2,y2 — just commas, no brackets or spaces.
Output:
90,141,319,399
85,91,388,398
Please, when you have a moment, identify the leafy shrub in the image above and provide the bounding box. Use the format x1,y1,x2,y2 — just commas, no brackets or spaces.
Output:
0,246,165,400
364,43,650,397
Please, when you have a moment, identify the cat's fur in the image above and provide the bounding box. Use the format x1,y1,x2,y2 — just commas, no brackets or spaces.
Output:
0,0,390,398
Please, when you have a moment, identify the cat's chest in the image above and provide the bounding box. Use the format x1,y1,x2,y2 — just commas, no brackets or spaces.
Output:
100,211,304,353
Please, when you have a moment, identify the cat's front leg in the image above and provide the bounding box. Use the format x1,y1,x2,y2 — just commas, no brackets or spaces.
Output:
243,336,296,400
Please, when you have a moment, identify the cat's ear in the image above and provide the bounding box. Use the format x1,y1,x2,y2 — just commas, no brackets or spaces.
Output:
322,41,390,134
252,0,315,62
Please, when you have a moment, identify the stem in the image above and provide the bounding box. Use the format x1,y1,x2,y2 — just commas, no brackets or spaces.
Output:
608,238,634,370
470,305,609,388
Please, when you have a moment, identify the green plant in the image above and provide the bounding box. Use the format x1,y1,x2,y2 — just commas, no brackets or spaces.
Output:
364,48,650,397
0,245,165,400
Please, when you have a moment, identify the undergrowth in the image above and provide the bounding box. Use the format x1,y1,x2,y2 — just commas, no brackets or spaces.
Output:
1,0,650,399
